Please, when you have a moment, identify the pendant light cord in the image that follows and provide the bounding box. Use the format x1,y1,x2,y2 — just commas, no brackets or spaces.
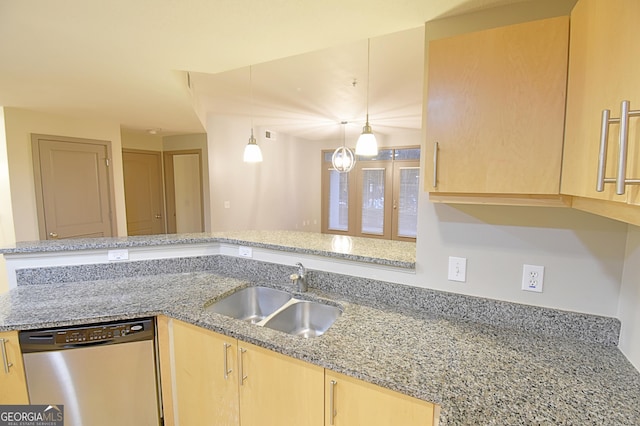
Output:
366,39,371,122
250,65,254,134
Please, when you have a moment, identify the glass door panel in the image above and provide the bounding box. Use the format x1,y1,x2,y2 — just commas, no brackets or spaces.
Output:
327,170,349,231
394,166,419,239
356,162,392,239
361,168,385,235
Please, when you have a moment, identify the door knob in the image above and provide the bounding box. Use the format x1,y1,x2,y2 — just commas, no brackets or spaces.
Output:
49,232,58,239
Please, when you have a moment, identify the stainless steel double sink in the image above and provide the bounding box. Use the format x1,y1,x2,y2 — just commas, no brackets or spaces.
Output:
205,286,342,338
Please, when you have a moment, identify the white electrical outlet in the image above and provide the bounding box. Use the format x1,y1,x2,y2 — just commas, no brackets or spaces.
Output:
238,246,253,258
107,249,129,261
448,256,467,282
522,264,544,292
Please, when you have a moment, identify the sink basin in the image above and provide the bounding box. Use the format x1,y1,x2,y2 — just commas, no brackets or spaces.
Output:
206,286,292,324
264,301,342,338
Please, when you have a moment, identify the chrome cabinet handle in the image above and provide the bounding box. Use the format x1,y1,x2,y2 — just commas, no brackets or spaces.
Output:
597,100,640,194
432,142,439,188
596,109,613,192
0,338,12,374
617,100,631,195
154,214,162,219
615,100,640,194
223,343,232,380
329,379,337,425
239,347,247,385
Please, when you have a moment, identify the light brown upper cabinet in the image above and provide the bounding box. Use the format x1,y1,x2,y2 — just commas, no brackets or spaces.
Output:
561,0,640,226
425,16,570,206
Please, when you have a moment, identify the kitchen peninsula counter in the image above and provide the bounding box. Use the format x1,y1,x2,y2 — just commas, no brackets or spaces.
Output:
0,271,638,425
0,230,416,269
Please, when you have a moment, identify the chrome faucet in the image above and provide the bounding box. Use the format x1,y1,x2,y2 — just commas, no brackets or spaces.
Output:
290,262,308,292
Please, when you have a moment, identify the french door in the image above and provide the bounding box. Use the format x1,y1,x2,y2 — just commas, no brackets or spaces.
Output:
321,147,419,241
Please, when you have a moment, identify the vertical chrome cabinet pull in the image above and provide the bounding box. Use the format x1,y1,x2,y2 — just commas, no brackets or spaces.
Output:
617,100,631,195
432,142,439,188
223,343,232,380
597,100,640,194
0,338,12,374
597,109,612,192
239,348,247,385
329,380,337,425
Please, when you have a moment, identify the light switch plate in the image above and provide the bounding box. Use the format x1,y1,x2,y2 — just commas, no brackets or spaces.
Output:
448,256,467,282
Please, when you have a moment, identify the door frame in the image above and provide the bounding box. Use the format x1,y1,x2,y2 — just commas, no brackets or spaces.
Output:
122,148,167,235
163,149,204,234
31,134,117,240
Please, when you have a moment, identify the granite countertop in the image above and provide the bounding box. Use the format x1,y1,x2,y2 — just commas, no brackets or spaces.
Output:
0,230,415,269
1,272,638,425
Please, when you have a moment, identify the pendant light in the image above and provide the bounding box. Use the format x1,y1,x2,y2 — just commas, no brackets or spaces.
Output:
355,39,378,157
243,65,263,163
331,121,355,173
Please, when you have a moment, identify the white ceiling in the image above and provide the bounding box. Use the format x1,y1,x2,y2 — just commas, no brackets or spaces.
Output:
191,27,425,140
0,0,525,139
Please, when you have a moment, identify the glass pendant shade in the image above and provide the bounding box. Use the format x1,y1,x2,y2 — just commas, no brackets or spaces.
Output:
355,120,378,156
243,131,263,163
332,146,355,173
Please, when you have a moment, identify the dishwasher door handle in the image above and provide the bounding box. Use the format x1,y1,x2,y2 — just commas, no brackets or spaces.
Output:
61,340,115,350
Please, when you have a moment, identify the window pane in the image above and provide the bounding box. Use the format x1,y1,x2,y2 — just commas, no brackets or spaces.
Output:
361,168,385,235
398,167,419,238
328,170,349,231
357,149,393,162
323,151,334,162
394,148,421,160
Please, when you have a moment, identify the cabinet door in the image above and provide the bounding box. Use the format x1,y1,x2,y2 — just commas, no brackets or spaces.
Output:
161,318,239,426
0,331,29,404
325,371,435,426
562,0,640,207
238,342,324,426
425,16,569,196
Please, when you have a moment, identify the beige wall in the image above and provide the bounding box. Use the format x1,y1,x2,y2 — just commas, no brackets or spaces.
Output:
121,129,163,150
416,202,627,316
0,108,15,293
0,108,15,246
207,114,322,231
4,108,127,241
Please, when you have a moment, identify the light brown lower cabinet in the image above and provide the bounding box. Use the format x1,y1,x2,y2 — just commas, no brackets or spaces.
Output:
158,317,239,425
325,370,436,426
158,317,324,426
158,317,436,426
0,330,29,404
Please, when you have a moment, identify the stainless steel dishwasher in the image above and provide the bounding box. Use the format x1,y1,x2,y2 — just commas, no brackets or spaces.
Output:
20,318,161,426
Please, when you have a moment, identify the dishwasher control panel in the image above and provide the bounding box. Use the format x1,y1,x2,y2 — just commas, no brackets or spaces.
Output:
19,318,154,353
56,322,145,344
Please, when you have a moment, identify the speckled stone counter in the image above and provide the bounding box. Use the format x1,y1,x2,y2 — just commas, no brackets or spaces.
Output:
0,272,638,425
0,230,416,268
